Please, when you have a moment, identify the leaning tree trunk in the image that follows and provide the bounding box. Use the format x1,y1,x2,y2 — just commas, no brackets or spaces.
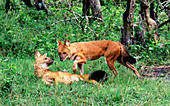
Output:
141,0,156,29
120,0,135,47
83,0,102,18
137,0,157,43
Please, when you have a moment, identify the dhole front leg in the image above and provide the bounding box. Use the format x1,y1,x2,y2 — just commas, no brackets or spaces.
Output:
73,58,87,75
73,63,78,74
125,62,140,78
78,63,84,75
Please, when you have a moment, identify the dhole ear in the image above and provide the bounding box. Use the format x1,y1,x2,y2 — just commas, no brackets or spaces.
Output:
64,39,70,47
35,51,41,58
43,53,47,57
57,39,63,46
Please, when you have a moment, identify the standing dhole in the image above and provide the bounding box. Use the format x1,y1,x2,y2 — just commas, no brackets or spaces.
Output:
57,39,140,78
34,51,107,86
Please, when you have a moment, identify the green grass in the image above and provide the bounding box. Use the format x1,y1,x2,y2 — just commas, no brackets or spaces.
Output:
0,57,169,105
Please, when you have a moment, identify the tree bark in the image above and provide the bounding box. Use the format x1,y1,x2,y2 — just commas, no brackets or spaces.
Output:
22,0,33,7
83,0,90,16
90,0,102,18
134,14,145,45
34,0,48,13
5,0,11,13
141,0,156,29
83,0,102,18
120,0,135,47
150,0,157,21
140,0,157,42
5,0,15,13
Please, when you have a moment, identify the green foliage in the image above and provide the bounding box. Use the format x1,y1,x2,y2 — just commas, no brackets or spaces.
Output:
130,31,169,65
0,1,168,65
0,1,123,58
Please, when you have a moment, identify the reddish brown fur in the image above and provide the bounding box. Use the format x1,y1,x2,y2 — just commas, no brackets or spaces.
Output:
57,39,140,78
34,51,101,86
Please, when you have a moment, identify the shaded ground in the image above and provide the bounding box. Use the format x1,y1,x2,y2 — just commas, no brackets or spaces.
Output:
140,65,170,80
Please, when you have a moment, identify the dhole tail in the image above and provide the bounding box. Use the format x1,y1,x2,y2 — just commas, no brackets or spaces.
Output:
81,70,108,83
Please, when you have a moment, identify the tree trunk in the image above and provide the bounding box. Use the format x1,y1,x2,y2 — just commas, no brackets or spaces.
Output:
90,0,102,18
5,0,11,13
5,0,15,13
139,0,157,42
83,0,102,18
22,0,33,7
150,0,157,21
83,0,90,16
141,0,156,29
134,14,145,45
34,0,48,13
120,0,135,47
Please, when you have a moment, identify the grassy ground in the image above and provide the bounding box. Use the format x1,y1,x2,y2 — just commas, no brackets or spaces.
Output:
0,56,169,105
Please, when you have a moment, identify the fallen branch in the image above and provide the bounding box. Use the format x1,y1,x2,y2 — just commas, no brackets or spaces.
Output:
41,6,104,33
29,28,39,34
41,15,103,32
68,9,83,30
158,19,170,28
41,17,80,32
66,8,103,22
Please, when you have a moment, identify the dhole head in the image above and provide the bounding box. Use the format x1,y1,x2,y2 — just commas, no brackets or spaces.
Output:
57,39,71,61
35,51,54,66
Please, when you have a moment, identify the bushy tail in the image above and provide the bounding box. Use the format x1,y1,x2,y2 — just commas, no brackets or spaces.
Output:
88,70,108,82
120,45,136,64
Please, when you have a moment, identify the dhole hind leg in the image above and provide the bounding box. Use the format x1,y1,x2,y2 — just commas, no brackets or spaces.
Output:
78,63,84,75
125,62,140,78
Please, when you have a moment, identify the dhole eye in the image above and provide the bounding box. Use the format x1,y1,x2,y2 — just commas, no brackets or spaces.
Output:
44,58,47,60
63,52,66,54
